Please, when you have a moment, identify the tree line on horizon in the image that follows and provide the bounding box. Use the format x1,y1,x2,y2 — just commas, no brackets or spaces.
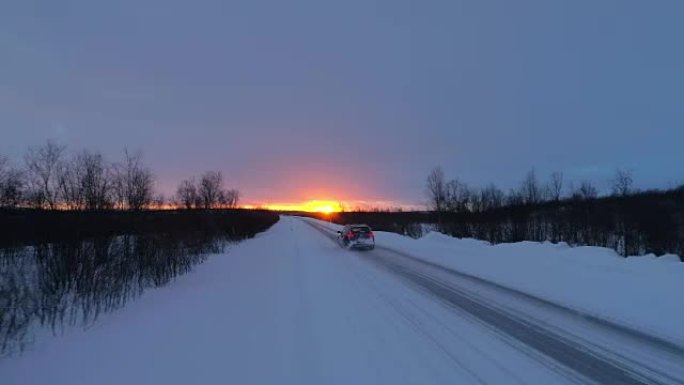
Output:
0,140,240,211
424,167,684,257
425,166,646,214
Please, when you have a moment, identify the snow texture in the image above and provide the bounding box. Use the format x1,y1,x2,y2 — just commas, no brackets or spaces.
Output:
2,216,683,384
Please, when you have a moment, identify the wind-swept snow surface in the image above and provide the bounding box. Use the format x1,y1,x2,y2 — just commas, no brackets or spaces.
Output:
2,216,684,384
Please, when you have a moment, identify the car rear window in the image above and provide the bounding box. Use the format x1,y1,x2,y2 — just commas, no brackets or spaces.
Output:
351,227,371,233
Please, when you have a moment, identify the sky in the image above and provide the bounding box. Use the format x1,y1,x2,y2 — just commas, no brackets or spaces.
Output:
1,0,683,208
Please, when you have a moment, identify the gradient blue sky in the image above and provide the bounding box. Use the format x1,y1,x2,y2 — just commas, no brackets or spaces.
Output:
1,0,682,207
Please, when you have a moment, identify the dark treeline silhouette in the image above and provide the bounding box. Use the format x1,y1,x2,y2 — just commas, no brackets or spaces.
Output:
0,140,240,210
0,209,279,248
0,210,279,357
431,190,684,258
176,171,240,209
423,167,684,258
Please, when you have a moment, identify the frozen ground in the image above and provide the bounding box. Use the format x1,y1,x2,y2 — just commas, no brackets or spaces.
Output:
2,216,683,384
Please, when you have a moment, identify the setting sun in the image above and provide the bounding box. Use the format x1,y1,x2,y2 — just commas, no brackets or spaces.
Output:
310,204,336,214
243,200,343,213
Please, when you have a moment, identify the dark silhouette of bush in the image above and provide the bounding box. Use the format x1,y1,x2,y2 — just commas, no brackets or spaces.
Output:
0,209,279,248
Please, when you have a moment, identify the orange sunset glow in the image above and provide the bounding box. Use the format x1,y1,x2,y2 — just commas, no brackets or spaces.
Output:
241,200,343,213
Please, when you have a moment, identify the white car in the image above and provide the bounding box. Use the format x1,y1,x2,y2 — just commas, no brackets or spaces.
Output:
337,224,375,250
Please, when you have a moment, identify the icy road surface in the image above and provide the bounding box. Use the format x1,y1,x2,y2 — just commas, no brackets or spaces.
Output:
2,216,684,384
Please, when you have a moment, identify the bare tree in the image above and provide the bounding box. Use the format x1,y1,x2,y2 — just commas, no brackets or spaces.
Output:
0,156,24,208
176,178,198,209
220,189,240,208
444,179,470,213
480,184,504,211
76,151,112,210
121,150,154,210
111,163,127,210
520,169,542,205
469,186,484,213
548,171,564,201
612,169,634,197
56,156,86,210
573,180,598,200
506,189,524,206
198,171,223,209
24,140,65,209
0,156,9,204
426,167,447,212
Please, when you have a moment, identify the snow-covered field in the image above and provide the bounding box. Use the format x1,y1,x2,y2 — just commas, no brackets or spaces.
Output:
2,216,683,384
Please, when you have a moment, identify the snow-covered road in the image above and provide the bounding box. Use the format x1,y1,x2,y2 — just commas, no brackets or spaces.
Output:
2,216,683,384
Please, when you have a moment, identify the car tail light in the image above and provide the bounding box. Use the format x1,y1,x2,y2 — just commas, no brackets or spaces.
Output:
346,232,355,239
368,232,374,238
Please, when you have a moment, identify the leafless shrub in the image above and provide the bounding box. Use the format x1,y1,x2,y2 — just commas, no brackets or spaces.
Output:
425,167,447,213
24,141,65,209
57,156,85,210
520,169,542,205
76,151,112,210
612,169,634,197
199,171,222,209
480,184,504,211
573,181,598,200
0,156,24,208
112,150,154,211
444,179,471,213
176,178,198,209
220,189,240,208
547,171,564,201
